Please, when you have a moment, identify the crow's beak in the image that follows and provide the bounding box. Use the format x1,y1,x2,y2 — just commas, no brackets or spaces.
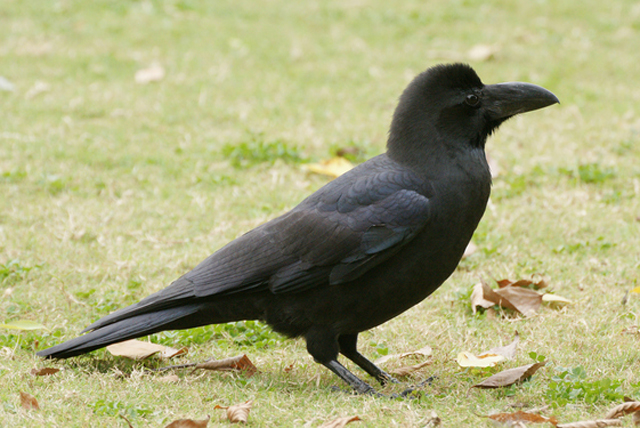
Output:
483,82,559,120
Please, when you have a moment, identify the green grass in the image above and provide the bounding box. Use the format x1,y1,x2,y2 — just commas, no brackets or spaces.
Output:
2,0,640,426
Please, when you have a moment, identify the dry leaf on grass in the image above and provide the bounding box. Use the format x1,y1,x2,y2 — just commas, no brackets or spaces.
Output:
557,420,622,427
487,410,558,425
304,157,354,178
632,411,640,426
605,401,640,419
471,282,495,314
456,352,505,368
164,416,210,428
480,281,542,316
471,362,545,389
483,331,519,360
542,293,573,308
135,63,165,84
214,400,253,424
20,391,40,410
319,415,361,428
31,367,60,376
196,354,257,377
389,360,432,376
106,339,187,360
375,345,432,365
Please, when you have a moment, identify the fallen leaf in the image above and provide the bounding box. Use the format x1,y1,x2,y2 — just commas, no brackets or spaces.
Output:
542,293,573,308
467,44,497,61
605,401,640,419
557,420,622,427
196,354,257,377
471,282,495,314
375,345,432,365
165,417,210,428
483,332,519,359
492,285,543,316
471,362,545,389
215,400,253,424
633,411,639,426
389,360,432,376
0,320,46,330
31,367,60,376
456,351,506,368
305,157,354,178
106,339,186,360
135,63,165,84
0,76,15,92
319,415,361,428
20,391,40,410
463,241,477,258
487,410,558,425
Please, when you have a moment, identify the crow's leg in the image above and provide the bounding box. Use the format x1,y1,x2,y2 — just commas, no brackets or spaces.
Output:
305,327,376,395
338,333,399,385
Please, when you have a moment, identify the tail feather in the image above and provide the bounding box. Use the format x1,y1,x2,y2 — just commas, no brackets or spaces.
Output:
37,304,202,359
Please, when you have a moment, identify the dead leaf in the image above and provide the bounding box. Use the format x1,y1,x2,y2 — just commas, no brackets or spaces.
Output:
456,351,506,368
471,362,545,389
605,401,640,419
31,367,60,376
106,339,186,360
375,345,432,365
164,416,210,428
463,241,477,258
215,400,253,424
632,411,639,426
487,410,558,425
135,63,165,84
557,420,622,427
196,354,257,377
471,282,495,314
389,360,432,376
481,331,519,360
305,157,354,178
542,293,573,308
20,391,40,411
319,415,361,428
489,284,543,316
467,44,497,61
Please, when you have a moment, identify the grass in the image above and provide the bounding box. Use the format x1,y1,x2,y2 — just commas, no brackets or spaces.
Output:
1,0,640,426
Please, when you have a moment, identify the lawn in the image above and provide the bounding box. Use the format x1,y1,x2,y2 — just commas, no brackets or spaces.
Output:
1,0,639,426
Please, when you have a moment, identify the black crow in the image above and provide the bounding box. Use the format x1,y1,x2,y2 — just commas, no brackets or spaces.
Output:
38,64,558,395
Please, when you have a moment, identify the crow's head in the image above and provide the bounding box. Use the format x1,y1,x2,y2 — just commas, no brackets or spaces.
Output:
387,63,558,163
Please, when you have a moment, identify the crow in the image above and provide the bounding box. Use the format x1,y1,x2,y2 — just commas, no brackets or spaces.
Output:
38,63,558,395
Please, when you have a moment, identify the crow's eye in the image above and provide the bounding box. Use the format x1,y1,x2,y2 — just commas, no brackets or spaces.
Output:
465,94,480,107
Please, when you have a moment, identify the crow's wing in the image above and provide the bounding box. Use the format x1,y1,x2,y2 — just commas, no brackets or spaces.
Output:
187,163,432,296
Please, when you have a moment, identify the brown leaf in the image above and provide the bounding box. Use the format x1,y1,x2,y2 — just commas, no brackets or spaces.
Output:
605,401,640,419
164,416,210,428
481,331,519,360
319,415,361,428
471,282,495,314
375,345,432,365
215,400,253,424
472,362,545,389
106,339,186,360
632,411,640,426
389,360,432,376
135,63,165,84
487,284,542,316
487,410,558,425
20,391,40,411
497,278,548,290
31,367,60,376
196,354,257,377
557,420,622,428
